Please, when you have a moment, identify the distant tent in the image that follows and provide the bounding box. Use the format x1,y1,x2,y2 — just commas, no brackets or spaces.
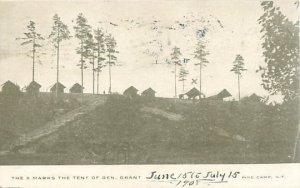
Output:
141,88,156,97
50,82,66,94
207,89,232,101
123,86,138,98
217,89,232,98
26,81,41,95
242,93,262,102
180,87,204,99
69,83,84,93
0,80,20,95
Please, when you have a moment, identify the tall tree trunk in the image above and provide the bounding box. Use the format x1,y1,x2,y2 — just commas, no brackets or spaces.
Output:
32,38,35,82
97,43,100,95
81,67,83,97
238,74,240,101
81,40,84,102
56,26,60,98
199,61,202,100
92,53,95,94
108,52,112,94
182,79,184,93
174,62,177,98
97,71,99,94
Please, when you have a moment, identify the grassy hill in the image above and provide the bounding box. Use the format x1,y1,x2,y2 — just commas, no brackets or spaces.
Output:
0,94,299,164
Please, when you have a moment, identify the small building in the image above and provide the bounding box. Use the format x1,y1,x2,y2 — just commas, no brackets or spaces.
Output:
217,89,232,100
69,83,84,93
207,89,232,101
123,86,138,98
0,80,20,95
26,81,41,95
141,88,156,98
242,93,262,103
180,87,204,99
50,82,66,94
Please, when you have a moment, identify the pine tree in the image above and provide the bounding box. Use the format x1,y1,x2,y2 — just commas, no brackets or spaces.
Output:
74,13,91,97
17,21,44,82
105,34,118,94
231,54,246,101
94,28,106,94
85,32,97,94
49,14,71,97
178,66,189,93
170,46,182,98
193,40,209,99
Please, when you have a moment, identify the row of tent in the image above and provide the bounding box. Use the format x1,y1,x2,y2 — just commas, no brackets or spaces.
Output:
0,80,231,100
1,80,261,102
0,80,232,101
0,80,84,94
123,86,233,101
123,86,156,98
0,80,157,97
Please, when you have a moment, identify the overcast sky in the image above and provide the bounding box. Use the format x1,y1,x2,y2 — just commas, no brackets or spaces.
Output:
0,0,298,100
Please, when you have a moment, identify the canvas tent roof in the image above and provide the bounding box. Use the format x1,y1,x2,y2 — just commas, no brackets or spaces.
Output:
70,83,84,89
185,87,201,97
142,87,156,94
249,93,262,98
245,93,263,101
124,86,138,93
0,80,18,89
207,89,232,99
217,89,232,98
50,82,66,90
27,81,42,89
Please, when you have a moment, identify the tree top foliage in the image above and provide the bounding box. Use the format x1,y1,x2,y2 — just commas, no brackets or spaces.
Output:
258,1,299,101
170,46,181,64
105,34,118,65
231,54,247,76
178,66,189,81
194,40,209,67
73,13,91,41
49,14,71,45
105,34,117,53
17,21,44,47
94,28,106,53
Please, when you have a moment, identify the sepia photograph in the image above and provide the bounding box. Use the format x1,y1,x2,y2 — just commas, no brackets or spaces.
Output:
0,0,299,169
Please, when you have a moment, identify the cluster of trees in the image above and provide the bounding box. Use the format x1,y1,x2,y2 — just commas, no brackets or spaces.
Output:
169,41,246,100
17,13,118,97
16,0,299,102
168,1,299,102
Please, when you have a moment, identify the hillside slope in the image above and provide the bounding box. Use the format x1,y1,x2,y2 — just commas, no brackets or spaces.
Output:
0,95,298,164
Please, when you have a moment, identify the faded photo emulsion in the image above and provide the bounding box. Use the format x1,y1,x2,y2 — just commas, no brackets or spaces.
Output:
0,0,299,168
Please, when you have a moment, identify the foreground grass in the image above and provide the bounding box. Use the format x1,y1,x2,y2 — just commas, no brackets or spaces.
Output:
0,94,299,164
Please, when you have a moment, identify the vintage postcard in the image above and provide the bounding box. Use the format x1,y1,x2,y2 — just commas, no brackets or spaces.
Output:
0,0,299,187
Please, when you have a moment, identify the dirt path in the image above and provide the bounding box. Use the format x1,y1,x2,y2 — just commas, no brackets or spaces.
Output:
141,106,184,121
1,97,107,153
141,106,246,142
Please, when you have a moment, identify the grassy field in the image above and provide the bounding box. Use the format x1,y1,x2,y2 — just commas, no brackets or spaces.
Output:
0,94,299,164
